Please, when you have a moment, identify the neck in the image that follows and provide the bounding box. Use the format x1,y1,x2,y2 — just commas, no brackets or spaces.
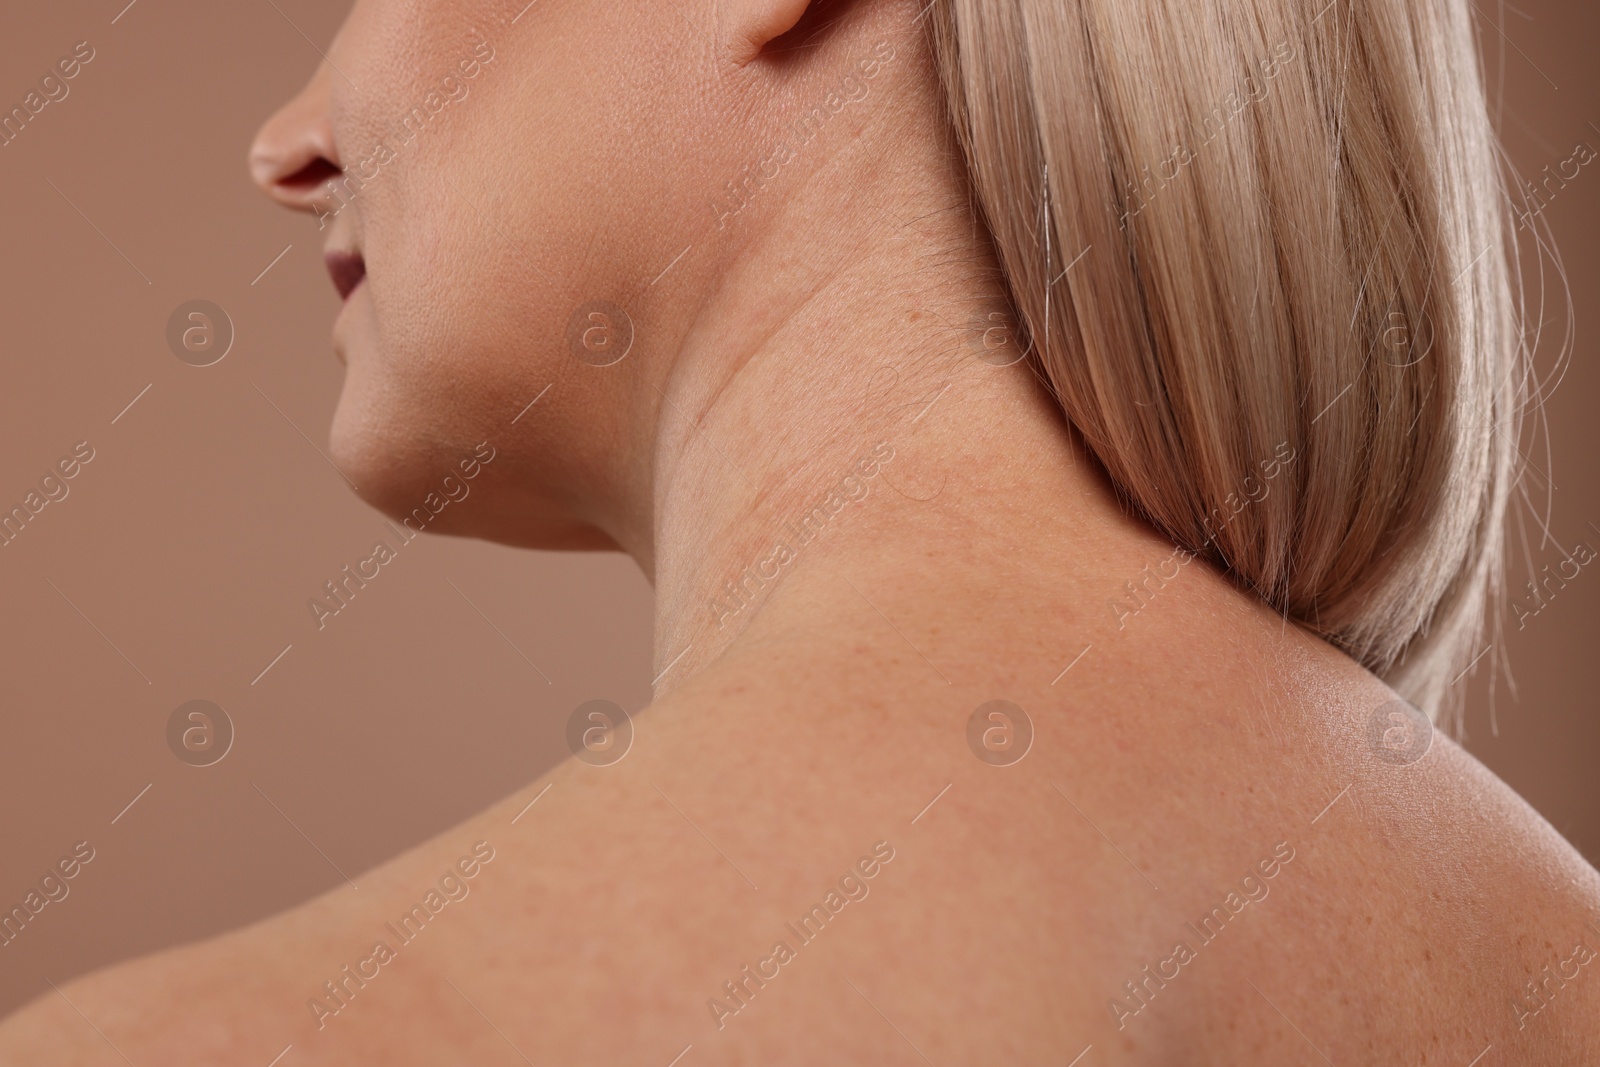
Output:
592,16,1184,697
638,186,1153,696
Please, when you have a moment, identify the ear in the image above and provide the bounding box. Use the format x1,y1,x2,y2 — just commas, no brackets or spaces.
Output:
721,0,813,67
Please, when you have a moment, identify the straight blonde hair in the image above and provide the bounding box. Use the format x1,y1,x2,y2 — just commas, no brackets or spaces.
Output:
927,0,1522,719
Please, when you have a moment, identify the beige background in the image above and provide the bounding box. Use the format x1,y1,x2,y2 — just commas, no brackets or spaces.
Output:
0,0,1593,1016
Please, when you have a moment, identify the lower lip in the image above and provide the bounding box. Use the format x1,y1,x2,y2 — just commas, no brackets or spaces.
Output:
325,250,367,304
332,275,366,316
331,279,364,365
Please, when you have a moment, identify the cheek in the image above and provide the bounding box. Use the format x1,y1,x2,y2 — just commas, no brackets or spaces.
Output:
327,280,449,511
365,209,552,393
319,0,720,539
326,240,557,518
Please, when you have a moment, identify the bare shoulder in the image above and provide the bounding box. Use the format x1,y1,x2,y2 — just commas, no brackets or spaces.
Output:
1133,667,1600,1066
1331,725,1600,1044
2,648,1597,1066
0,663,1136,1064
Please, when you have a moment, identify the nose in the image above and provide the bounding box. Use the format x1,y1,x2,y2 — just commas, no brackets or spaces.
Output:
248,63,342,212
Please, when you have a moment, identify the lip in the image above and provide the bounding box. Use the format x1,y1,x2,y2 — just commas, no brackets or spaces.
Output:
324,250,366,302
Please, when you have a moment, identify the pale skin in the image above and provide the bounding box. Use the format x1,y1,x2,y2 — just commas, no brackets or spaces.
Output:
4,0,1599,1062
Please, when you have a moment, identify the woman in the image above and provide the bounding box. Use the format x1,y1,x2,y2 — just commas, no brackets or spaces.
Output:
4,0,1597,1062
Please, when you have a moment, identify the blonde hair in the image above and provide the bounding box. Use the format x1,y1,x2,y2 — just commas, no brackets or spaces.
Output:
927,0,1523,720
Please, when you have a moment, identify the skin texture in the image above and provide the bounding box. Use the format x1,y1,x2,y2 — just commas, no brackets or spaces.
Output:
4,0,1599,1063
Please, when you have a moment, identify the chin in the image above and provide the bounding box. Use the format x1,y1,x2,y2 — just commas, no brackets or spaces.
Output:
328,390,456,515
326,390,624,554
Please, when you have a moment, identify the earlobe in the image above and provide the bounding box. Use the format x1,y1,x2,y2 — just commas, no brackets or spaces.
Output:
724,0,812,67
